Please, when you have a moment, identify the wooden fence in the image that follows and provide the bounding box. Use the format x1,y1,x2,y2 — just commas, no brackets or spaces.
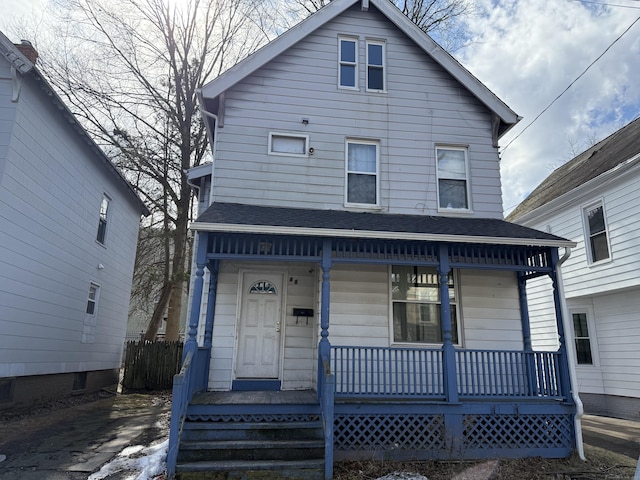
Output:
123,340,183,390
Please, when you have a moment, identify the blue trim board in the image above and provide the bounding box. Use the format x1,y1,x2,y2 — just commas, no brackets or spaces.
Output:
232,380,281,391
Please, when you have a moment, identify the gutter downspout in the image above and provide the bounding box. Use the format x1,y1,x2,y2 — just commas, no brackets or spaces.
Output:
196,90,218,208
556,246,585,460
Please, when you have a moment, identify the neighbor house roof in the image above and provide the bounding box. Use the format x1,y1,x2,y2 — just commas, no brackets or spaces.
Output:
192,202,575,248
198,0,520,139
508,117,640,222
0,31,150,216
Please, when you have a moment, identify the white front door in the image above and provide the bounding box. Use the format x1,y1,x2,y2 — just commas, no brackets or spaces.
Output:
236,272,284,379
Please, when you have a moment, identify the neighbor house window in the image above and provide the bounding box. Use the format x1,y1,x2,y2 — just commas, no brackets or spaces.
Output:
391,266,459,344
338,37,357,88
366,40,385,91
83,283,100,344
572,312,593,365
96,194,110,244
268,132,308,156
584,202,610,263
436,146,470,210
346,140,378,206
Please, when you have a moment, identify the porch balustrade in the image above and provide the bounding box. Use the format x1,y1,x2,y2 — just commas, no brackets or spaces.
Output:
331,346,564,400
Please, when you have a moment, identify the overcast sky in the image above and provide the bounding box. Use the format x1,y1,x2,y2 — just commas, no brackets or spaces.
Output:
2,0,639,215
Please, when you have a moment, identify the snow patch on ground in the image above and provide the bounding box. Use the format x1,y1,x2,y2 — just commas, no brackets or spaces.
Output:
88,439,168,480
376,473,428,480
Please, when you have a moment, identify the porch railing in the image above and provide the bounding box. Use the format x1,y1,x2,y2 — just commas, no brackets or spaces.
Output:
332,346,444,397
331,346,564,400
456,349,563,398
166,346,210,478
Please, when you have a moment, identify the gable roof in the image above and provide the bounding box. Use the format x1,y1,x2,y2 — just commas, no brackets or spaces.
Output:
0,31,149,216
193,202,574,248
508,117,640,222
199,0,520,138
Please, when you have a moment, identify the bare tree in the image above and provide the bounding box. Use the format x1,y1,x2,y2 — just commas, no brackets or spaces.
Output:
38,0,270,341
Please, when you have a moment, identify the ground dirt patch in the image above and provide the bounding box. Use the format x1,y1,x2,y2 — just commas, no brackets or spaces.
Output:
334,445,637,480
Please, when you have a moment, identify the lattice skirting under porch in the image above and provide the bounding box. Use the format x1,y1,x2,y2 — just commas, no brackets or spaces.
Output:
333,407,575,461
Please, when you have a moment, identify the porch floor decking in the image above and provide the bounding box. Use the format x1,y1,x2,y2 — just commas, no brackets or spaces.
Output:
191,390,318,405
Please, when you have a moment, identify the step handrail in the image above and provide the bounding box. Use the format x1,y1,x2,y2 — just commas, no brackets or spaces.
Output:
166,349,194,478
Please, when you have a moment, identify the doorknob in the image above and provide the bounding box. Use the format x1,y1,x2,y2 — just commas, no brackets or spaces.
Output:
276,321,280,333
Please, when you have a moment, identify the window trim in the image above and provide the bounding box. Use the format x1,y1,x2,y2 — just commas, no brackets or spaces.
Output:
82,282,100,344
86,282,100,316
96,194,111,245
582,199,611,265
389,265,462,347
365,39,386,92
338,36,358,90
435,145,472,213
344,138,380,208
569,307,599,367
268,132,309,157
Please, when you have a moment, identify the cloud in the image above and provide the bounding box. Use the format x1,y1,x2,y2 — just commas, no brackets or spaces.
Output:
459,0,640,214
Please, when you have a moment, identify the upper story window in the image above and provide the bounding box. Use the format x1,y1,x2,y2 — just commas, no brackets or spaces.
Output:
583,201,610,263
268,132,309,157
346,139,378,206
366,40,385,91
96,194,110,244
391,265,460,345
338,37,357,88
436,146,470,211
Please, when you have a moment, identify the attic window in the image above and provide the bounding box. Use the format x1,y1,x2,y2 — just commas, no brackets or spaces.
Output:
268,133,308,157
366,40,385,91
338,36,357,88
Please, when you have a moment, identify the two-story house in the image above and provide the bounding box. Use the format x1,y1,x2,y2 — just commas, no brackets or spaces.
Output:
0,32,148,408
168,1,580,478
508,117,640,420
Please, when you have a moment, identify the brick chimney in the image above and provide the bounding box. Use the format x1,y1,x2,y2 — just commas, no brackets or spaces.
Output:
15,40,38,64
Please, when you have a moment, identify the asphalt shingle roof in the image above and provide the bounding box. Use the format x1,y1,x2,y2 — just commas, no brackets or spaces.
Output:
195,202,571,246
508,117,640,221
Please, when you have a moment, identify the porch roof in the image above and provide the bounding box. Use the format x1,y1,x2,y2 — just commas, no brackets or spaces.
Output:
192,203,575,248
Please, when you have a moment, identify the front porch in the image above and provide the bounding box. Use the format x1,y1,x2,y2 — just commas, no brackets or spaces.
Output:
167,228,577,479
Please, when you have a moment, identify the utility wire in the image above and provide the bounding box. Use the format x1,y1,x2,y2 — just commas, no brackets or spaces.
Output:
502,15,640,153
571,0,640,8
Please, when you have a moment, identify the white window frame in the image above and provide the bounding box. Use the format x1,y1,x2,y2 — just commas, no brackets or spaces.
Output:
582,200,611,265
389,265,462,347
96,194,111,245
435,145,472,212
365,39,386,92
338,36,358,89
344,138,380,208
82,282,100,344
569,307,599,367
268,132,309,157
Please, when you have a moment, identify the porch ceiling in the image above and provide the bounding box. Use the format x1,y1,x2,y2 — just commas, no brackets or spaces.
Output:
192,202,575,248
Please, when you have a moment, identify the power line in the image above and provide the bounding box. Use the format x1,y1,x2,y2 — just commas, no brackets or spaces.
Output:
571,0,640,8
502,15,640,153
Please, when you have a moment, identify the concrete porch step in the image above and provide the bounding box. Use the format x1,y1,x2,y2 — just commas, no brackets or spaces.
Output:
175,459,325,480
178,438,324,462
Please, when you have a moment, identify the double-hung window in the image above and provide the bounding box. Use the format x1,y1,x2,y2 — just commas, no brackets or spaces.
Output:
572,312,594,365
391,266,459,344
436,146,470,211
82,283,100,344
96,194,110,244
346,140,378,206
366,40,385,91
339,37,357,88
583,201,610,263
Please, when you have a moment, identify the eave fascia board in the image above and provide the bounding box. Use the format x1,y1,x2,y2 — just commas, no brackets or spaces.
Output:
187,162,213,181
189,222,576,248
200,0,357,99
514,152,640,226
0,31,34,74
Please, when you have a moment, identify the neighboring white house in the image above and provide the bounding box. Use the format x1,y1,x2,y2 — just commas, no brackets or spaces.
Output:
0,32,148,408
167,1,580,477
508,117,640,419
